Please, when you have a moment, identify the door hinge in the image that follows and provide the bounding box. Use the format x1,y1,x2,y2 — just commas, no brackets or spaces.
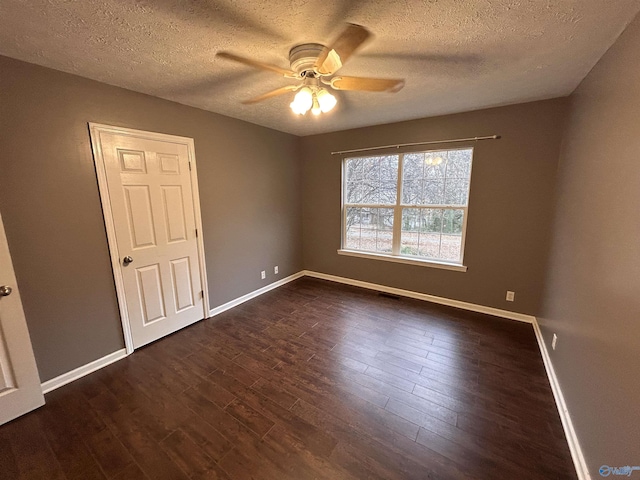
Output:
188,161,192,171
195,228,198,238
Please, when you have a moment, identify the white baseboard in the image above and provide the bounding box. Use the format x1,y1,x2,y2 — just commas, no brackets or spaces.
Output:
303,270,536,324
41,348,127,394
532,319,591,480
209,271,305,318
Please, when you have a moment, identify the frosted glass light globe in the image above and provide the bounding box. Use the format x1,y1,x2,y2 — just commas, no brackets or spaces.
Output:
290,87,313,115
317,89,337,113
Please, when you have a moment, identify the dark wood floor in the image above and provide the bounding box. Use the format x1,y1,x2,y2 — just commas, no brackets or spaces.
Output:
0,278,576,480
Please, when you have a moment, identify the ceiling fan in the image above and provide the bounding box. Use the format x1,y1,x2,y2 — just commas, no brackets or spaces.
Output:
216,24,405,116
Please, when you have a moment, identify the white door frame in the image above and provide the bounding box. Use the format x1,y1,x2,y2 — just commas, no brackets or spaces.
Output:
89,123,210,354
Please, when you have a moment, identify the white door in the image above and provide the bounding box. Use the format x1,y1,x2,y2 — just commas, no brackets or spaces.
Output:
90,125,208,350
0,210,44,425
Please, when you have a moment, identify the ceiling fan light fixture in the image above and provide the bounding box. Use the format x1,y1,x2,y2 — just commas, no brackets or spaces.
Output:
290,86,336,116
290,87,313,115
311,95,322,116
317,88,337,113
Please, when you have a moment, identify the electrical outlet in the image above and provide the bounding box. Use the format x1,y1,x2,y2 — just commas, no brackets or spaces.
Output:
506,291,515,302
274,266,279,274
552,334,558,350
261,271,266,280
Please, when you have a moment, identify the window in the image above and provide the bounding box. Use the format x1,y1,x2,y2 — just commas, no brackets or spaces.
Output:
341,148,473,269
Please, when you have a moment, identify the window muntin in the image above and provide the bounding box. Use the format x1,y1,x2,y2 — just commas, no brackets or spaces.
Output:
342,148,473,265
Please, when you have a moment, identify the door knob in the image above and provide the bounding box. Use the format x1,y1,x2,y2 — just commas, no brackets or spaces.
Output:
0,285,12,296
123,256,133,266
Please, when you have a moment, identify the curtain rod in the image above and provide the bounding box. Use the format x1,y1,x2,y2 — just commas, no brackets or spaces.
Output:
330,135,500,156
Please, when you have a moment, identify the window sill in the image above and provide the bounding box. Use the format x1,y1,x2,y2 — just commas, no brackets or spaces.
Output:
337,249,468,272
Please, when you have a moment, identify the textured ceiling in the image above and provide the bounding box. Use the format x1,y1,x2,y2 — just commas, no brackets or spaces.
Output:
1,1,639,136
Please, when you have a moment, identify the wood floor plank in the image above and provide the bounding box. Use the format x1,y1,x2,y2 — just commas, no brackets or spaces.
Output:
179,414,234,463
0,277,576,480
386,397,456,433
1,415,67,480
160,429,231,480
179,387,258,446
0,429,23,480
46,385,137,478
210,371,340,461
81,426,137,478
224,398,275,437
216,446,283,480
364,365,417,392
88,390,190,480
38,401,107,480
291,397,471,480
250,377,299,410
111,463,150,480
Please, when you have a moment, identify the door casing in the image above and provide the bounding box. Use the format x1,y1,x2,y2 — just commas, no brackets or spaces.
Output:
89,123,210,354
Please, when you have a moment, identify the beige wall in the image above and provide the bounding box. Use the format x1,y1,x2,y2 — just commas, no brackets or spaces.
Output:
0,56,302,382
539,13,640,473
300,99,568,315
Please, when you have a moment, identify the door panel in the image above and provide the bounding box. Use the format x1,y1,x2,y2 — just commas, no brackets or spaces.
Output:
124,185,157,249
136,264,166,324
94,129,205,348
159,153,180,174
0,332,17,392
170,257,195,312
119,149,147,173
0,210,44,425
161,186,187,243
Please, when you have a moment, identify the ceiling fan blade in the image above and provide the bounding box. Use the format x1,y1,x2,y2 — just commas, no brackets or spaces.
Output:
242,85,299,105
217,52,296,77
315,23,371,75
330,76,405,93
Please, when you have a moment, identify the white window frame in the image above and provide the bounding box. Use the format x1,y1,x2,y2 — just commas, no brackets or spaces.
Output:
339,147,473,272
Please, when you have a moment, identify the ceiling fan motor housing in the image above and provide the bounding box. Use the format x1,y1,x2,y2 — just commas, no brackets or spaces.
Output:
289,43,325,76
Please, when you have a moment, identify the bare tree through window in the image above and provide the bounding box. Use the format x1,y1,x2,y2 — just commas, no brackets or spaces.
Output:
343,148,473,263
